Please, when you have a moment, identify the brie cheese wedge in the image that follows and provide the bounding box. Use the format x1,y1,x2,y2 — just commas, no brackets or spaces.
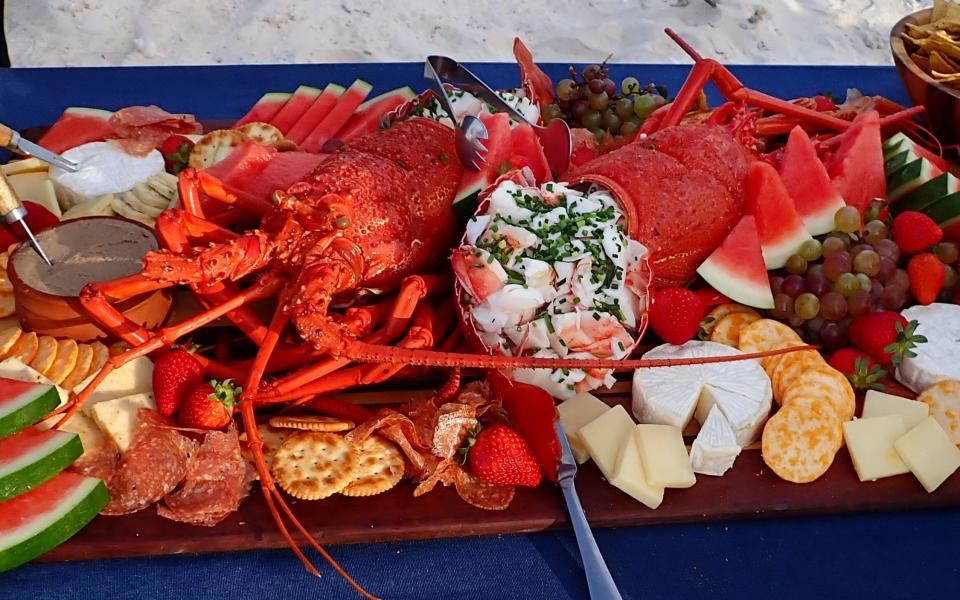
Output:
50,142,164,209
690,405,741,476
896,303,960,393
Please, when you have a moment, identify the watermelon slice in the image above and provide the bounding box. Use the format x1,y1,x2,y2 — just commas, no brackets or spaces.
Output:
36,108,114,155
335,86,416,143
234,92,292,128
920,192,960,236
453,112,514,221
887,158,945,203
286,83,345,145
233,151,327,203
269,85,323,135
882,131,948,172
696,215,774,309
0,472,107,572
203,141,277,190
779,126,845,236
508,124,550,183
747,161,813,269
826,110,885,214
300,80,373,153
0,378,60,439
893,172,960,215
0,428,82,502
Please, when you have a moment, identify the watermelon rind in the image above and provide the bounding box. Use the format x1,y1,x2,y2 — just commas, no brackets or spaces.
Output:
884,148,922,177
882,131,911,161
36,107,115,155
0,474,107,573
921,192,960,228
892,173,959,215
300,79,373,153
0,384,60,439
761,228,812,271
270,85,323,134
0,430,82,502
286,83,346,145
696,215,774,309
234,92,292,128
887,158,940,202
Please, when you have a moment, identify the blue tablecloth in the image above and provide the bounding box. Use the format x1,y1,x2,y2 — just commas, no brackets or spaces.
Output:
1,61,954,600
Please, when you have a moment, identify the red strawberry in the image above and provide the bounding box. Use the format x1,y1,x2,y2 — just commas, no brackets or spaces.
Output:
463,424,542,487
694,288,729,308
178,379,239,430
828,347,887,391
0,201,60,251
907,252,945,305
649,287,704,345
892,211,943,255
847,311,926,366
813,94,838,112
159,134,194,175
152,348,204,416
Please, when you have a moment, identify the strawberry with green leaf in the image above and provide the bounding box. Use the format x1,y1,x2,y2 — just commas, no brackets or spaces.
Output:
160,134,194,175
461,423,542,488
828,348,888,391
847,311,926,366
178,379,240,430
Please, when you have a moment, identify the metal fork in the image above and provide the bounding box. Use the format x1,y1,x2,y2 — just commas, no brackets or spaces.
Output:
423,58,488,171
554,421,623,600
427,55,572,176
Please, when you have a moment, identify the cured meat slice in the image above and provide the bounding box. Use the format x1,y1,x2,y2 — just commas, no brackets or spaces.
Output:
67,437,119,482
158,427,254,527
101,409,197,516
109,105,202,156
454,468,515,511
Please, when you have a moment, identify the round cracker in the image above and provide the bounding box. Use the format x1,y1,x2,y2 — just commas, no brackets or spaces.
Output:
773,350,825,402
918,379,960,445
0,264,12,293
9,331,39,365
781,393,842,424
782,366,855,421
29,336,58,375
762,403,842,483
709,311,762,347
272,431,359,500
269,415,355,432
762,340,805,381
0,322,22,359
738,319,803,371
61,343,94,390
240,423,292,472
110,194,154,226
341,435,405,497
85,341,110,380
0,293,14,318
702,303,760,336
46,338,79,385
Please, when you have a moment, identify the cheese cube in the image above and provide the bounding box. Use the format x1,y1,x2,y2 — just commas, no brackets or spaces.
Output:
842,415,910,481
56,411,106,458
2,157,48,176
633,424,696,488
894,416,960,493
90,392,156,452
8,172,61,217
557,393,611,464
80,356,154,415
863,390,929,430
610,433,664,509
579,404,635,480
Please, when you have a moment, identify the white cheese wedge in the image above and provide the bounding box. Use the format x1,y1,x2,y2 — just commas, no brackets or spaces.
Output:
633,424,696,489
842,415,910,481
610,432,664,509
0,357,69,405
896,303,960,393
78,356,154,415
690,405,741,476
54,410,105,457
557,393,611,464
50,142,164,209
2,157,48,176
7,171,61,217
894,416,960,493
863,390,929,430
90,392,156,453
634,341,771,446
579,404,635,480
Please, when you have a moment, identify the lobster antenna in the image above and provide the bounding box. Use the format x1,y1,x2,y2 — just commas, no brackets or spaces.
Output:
664,28,704,62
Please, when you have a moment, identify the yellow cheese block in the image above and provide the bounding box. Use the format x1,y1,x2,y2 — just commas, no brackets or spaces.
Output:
2,157,48,176
56,410,106,459
633,424,696,489
79,356,154,415
842,415,910,481
579,404,635,480
894,416,960,493
610,432,664,509
557,393,611,464
7,171,61,217
862,390,929,430
90,392,156,453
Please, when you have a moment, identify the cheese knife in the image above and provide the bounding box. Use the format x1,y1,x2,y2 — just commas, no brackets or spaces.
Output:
554,420,623,600
0,123,78,172
0,171,53,266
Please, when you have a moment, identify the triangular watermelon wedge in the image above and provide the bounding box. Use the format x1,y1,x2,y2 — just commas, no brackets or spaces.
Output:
697,215,774,309
203,141,277,190
827,110,886,214
453,112,513,220
300,80,373,153
37,108,114,154
270,85,323,134
335,86,416,143
286,83,345,145
234,92,291,128
748,161,813,269
508,124,550,183
780,126,845,236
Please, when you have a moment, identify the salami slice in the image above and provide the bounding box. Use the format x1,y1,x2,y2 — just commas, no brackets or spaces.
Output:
102,409,198,516
431,403,477,460
68,437,119,482
454,468,515,511
109,105,202,156
158,427,254,527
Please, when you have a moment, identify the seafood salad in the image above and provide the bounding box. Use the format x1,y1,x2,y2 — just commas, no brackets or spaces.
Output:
453,176,650,399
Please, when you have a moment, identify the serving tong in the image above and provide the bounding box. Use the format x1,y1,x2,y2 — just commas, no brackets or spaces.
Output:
424,55,571,175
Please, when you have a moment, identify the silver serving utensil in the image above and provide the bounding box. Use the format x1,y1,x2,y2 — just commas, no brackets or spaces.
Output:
0,123,78,172
427,55,572,176
554,420,623,600
423,59,488,171
0,171,53,266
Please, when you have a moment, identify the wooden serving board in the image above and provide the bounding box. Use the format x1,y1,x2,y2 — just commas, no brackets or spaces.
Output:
42,381,960,562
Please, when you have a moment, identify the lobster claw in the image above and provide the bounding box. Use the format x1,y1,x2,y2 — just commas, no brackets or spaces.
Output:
488,369,560,482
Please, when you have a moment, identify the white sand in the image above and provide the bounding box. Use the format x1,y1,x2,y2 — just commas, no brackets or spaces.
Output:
4,0,927,67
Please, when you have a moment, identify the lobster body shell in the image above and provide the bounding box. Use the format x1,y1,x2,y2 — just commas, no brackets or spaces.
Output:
572,123,750,288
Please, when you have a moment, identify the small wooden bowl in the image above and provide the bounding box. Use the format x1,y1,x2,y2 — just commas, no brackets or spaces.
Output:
891,8,960,146
8,216,172,342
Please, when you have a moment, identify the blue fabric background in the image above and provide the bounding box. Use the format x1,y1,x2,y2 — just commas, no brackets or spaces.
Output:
0,62,951,599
